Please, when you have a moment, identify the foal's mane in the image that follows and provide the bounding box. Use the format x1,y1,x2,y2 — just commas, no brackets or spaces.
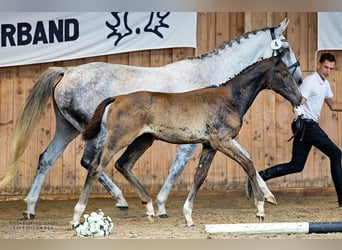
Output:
189,26,271,61
207,58,265,89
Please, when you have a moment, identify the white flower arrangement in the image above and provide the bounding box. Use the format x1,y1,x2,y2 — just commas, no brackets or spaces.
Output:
75,209,113,237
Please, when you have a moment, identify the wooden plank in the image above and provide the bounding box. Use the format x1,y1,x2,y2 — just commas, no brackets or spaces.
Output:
298,13,310,71
215,12,229,46
308,14,318,71
106,52,129,65
229,12,244,39
207,13,217,54
2,12,342,196
0,66,19,79
196,12,209,55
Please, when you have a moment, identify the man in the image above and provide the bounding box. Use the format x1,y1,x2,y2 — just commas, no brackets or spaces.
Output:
247,53,342,208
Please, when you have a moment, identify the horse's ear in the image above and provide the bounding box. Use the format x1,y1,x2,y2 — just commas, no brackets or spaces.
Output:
278,48,290,61
276,18,289,35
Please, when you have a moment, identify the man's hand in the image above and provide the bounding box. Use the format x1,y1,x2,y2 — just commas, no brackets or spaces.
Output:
294,106,304,117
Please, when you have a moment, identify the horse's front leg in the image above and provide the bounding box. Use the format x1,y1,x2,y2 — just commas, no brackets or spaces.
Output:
71,170,97,227
72,141,119,227
115,134,156,221
215,139,276,221
82,138,128,211
183,145,216,227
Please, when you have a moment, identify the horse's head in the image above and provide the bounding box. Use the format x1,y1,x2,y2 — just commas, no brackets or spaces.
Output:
270,18,303,85
266,49,302,107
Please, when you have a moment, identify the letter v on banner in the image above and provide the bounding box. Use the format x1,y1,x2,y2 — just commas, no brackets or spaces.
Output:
0,12,197,67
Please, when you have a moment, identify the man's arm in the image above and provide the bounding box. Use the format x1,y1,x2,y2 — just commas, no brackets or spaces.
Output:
325,97,342,111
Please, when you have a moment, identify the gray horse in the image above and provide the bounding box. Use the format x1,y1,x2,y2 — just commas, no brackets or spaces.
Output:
0,19,302,219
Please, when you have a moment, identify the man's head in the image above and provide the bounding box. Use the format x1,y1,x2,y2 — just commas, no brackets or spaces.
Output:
317,53,336,80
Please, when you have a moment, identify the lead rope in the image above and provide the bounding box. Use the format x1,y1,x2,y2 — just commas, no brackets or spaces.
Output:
287,116,305,142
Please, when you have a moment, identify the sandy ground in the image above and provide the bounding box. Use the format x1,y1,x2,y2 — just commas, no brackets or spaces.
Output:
1,191,342,239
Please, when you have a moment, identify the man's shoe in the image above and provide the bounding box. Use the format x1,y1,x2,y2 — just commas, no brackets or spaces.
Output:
246,177,253,200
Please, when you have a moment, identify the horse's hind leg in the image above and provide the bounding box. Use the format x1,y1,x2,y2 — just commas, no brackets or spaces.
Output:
82,139,128,211
183,145,216,227
156,144,199,218
115,134,156,220
23,112,79,219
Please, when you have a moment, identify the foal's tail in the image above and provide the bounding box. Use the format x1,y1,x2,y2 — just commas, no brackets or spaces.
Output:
82,97,116,141
0,67,66,189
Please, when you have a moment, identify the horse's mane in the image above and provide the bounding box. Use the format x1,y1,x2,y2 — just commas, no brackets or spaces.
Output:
189,26,271,61
206,58,265,89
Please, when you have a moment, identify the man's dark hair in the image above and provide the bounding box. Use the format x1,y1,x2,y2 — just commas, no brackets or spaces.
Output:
319,53,336,63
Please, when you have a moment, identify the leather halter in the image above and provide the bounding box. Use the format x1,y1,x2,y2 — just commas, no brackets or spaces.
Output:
270,27,300,78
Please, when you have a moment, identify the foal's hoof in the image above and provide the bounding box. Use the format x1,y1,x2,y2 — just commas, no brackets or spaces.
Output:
265,196,277,205
186,221,195,227
146,214,154,222
70,221,79,229
22,211,35,220
158,214,169,219
117,206,128,211
256,215,265,222
117,206,129,215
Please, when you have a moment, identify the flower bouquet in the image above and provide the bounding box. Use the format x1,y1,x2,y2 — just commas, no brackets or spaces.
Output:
75,209,113,237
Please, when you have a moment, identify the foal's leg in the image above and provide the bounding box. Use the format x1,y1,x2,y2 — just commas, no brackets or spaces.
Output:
183,145,216,227
215,139,276,220
156,144,199,218
82,138,128,211
115,134,156,221
72,138,123,226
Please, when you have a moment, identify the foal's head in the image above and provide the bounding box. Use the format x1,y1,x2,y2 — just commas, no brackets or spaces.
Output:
264,50,302,107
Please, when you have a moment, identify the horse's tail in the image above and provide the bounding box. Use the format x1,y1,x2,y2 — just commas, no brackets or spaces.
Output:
0,67,66,189
82,97,116,141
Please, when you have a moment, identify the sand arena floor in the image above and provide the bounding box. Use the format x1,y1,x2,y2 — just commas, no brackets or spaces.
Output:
1,191,342,239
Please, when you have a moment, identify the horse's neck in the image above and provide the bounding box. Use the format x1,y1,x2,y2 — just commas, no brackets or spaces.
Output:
192,30,272,86
228,66,268,117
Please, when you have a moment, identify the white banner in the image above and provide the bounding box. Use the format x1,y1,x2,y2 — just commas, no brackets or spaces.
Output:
317,12,342,51
0,12,197,67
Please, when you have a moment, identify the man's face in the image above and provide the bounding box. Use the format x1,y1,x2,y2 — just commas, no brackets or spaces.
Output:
317,60,335,80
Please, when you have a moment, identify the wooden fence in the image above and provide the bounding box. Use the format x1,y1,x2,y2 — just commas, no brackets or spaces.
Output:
1,12,342,197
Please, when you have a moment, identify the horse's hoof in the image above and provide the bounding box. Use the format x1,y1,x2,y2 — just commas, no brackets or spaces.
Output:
256,215,265,222
265,196,277,205
158,214,169,219
70,222,79,229
117,206,129,215
187,223,195,227
117,206,128,211
146,214,154,222
22,212,35,220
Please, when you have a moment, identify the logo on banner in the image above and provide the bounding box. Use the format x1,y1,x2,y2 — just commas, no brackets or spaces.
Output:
106,12,170,46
